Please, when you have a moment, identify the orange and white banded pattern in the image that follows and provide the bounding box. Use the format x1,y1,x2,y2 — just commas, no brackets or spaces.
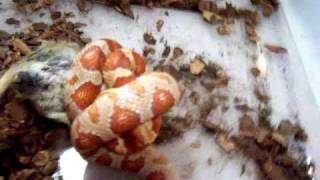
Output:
64,39,181,180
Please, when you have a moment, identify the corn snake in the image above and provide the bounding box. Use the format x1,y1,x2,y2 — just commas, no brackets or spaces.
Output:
64,39,181,180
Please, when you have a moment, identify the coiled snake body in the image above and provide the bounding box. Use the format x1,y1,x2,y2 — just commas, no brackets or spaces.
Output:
64,39,181,180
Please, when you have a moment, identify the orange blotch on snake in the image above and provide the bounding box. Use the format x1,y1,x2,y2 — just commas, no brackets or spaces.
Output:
146,171,166,180
67,75,79,85
103,50,131,71
81,148,99,158
152,116,163,133
74,131,104,150
104,139,119,153
88,103,99,124
111,106,141,134
123,133,147,153
132,51,146,75
104,39,122,51
152,89,174,116
113,75,136,88
121,156,145,173
95,152,113,166
80,46,106,70
71,82,101,110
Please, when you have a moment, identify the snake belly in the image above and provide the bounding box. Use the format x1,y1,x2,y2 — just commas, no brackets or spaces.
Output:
64,39,181,180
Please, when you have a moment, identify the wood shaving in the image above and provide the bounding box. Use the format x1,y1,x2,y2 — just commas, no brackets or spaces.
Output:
250,67,261,77
162,43,171,58
156,19,164,32
202,11,223,24
217,24,231,35
201,120,226,133
6,18,20,26
265,44,288,54
12,39,32,55
239,114,256,137
172,47,184,59
190,58,205,75
143,32,156,45
215,133,236,153
190,140,201,149
143,46,155,57
271,132,288,147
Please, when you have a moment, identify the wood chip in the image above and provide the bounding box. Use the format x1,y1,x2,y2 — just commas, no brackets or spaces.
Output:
6,18,20,26
201,120,226,133
172,47,183,59
5,99,29,121
294,125,308,141
200,77,229,90
143,32,156,45
245,23,259,43
240,164,246,176
32,22,49,32
277,120,297,135
262,1,274,17
190,91,200,104
254,88,270,104
235,104,252,113
50,11,62,20
32,150,50,167
190,58,205,75
265,44,288,54
202,11,223,24
12,39,32,55
255,128,270,144
190,140,201,149
143,46,155,57
207,157,212,165
239,114,256,137
156,19,164,32
162,43,171,58
77,0,92,12
271,132,288,147
216,133,236,153
217,24,230,35
0,47,6,60
0,30,11,41
250,67,260,77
